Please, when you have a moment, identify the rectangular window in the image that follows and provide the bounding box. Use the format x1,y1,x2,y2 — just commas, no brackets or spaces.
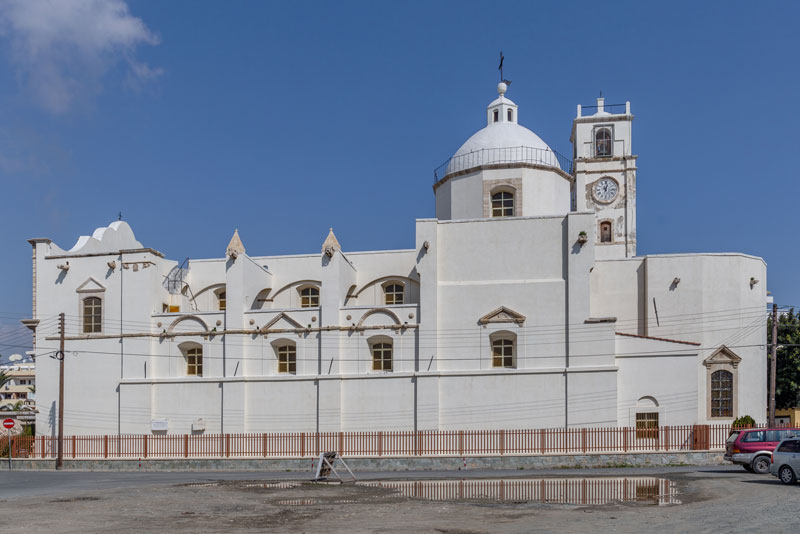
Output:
277,345,296,374
372,343,393,371
742,431,765,443
169,305,180,313
635,412,659,440
300,287,319,308
218,291,226,311
83,297,102,333
186,347,203,376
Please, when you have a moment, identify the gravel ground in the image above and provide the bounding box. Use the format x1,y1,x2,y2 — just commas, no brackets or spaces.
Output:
0,466,798,533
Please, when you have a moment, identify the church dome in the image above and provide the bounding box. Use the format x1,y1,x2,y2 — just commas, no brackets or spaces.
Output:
438,83,562,178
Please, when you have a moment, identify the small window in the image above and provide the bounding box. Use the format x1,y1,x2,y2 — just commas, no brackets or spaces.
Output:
600,221,612,243
186,347,203,376
277,345,296,374
300,287,319,308
595,128,612,157
493,110,499,123
218,291,226,311
83,297,102,333
507,109,513,121
384,283,404,305
491,338,514,368
491,191,514,217
169,305,180,313
635,412,659,439
711,370,733,417
372,342,393,371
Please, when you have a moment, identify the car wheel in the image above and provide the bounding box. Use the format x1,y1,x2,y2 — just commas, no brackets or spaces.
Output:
752,456,770,474
742,464,754,473
779,466,797,485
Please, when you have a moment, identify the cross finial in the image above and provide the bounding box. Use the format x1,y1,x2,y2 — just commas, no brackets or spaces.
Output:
118,211,122,221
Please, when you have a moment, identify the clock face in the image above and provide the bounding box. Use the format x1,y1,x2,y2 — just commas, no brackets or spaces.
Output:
593,178,619,203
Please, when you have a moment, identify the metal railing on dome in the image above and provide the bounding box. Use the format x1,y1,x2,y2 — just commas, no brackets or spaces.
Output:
434,146,573,182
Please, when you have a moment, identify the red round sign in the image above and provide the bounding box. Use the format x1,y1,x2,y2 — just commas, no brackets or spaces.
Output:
2,419,13,429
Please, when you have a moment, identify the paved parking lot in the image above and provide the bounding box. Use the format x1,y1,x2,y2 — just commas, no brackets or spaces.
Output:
0,465,797,533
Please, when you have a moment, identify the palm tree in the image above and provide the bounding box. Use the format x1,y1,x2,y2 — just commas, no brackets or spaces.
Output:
0,371,10,389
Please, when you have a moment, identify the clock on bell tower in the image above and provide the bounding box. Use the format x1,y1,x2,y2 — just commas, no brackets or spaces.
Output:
570,97,637,260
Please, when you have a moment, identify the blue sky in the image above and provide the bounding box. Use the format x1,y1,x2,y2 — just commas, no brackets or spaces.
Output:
0,0,797,357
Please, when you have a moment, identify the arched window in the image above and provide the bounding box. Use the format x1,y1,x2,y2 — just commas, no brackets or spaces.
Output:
595,128,612,157
600,221,612,243
372,342,393,371
300,286,319,308
507,109,513,122
491,191,514,217
217,291,226,311
384,283,404,305
276,344,296,374
185,346,203,376
83,297,102,333
711,370,733,417
493,110,499,123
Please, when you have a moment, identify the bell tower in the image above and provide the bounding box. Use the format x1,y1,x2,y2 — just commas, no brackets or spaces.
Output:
570,98,637,259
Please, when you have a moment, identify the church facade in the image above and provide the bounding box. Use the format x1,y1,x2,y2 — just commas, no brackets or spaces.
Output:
28,84,767,436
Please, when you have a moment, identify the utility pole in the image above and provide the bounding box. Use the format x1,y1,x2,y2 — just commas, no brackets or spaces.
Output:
769,303,778,427
56,312,65,470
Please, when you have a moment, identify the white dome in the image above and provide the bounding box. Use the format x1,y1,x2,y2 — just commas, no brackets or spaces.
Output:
454,121,553,158
446,121,561,175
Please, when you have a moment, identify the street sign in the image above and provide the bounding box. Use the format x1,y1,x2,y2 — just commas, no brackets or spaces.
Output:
2,419,13,429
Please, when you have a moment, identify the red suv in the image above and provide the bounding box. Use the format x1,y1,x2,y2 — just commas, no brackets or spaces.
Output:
724,428,800,474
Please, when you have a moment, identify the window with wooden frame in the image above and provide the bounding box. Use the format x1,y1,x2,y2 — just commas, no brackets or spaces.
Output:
372,342,393,371
635,412,659,439
600,221,612,243
711,370,733,417
299,286,319,308
595,127,612,157
185,346,203,377
82,297,102,333
277,345,296,374
491,337,515,368
217,291,226,311
384,283,404,305
491,191,514,217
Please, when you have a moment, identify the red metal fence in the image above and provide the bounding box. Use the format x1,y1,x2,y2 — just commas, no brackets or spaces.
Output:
5,423,748,460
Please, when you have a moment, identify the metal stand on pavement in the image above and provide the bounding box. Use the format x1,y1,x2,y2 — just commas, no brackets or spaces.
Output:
312,452,356,483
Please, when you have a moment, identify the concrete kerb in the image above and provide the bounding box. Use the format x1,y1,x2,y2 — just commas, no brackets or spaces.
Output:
2,451,725,471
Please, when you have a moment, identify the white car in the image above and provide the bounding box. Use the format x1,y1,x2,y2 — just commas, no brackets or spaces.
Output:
769,436,800,485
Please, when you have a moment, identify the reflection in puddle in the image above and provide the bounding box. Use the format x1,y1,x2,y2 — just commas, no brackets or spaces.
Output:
243,482,301,489
359,477,680,506
279,499,320,506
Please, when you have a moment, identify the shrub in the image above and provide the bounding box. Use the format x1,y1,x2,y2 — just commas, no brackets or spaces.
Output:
732,415,756,428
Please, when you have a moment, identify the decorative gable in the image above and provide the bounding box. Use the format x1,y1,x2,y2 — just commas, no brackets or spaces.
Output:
260,312,305,333
703,345,742,369
478,306,526,325
76,277,106,293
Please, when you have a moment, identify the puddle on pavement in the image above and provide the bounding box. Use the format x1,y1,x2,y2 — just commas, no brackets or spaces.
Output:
358,477,681,506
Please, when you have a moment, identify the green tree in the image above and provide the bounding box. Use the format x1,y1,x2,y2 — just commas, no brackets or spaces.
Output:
0,370,10,389
769,308,800,409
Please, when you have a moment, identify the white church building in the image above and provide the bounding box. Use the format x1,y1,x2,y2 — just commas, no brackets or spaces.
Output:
27,83,767,436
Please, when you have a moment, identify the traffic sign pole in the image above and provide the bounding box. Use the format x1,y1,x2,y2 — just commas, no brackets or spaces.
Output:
2,419,13,470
